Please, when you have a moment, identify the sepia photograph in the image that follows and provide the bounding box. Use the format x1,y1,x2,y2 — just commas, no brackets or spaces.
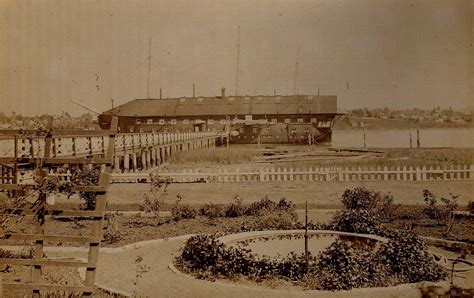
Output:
0,0,473,297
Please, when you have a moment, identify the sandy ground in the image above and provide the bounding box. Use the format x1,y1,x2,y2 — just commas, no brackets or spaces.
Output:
100,181,473,209
93,237,424,298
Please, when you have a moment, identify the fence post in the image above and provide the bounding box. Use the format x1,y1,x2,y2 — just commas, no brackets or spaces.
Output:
415,166,421,181
338,167,343,182
421,166,426,181
308,167,313,181
259,168,264,182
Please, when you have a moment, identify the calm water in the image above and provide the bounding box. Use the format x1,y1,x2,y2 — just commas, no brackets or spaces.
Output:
332,128,474,148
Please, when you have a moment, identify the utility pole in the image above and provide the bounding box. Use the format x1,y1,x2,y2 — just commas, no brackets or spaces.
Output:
147,36,152,99
293,44,300,95
235,25,241,97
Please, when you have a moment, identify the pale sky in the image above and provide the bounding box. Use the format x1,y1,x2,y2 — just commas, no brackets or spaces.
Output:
0,0,472,116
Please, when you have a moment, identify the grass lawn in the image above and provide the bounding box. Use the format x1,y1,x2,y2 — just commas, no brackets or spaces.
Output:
99,180,473,210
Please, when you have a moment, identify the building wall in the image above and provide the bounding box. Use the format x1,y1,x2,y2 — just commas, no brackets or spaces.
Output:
100,114,334,144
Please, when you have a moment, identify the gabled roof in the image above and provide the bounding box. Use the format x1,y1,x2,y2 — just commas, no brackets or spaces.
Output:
102,95,337,117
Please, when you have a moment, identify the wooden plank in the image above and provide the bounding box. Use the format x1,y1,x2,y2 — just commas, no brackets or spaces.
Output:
0,258,97,268
2,283,94,292
0,184,107,193
0,157,112,164
2,233,101,243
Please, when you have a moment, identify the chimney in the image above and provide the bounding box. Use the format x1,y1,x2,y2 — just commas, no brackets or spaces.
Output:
221,87,226,98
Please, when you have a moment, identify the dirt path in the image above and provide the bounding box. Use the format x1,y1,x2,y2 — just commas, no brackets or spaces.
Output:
94,237,423,298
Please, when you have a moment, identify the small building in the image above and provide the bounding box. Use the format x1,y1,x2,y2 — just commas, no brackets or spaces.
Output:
98,89,341,144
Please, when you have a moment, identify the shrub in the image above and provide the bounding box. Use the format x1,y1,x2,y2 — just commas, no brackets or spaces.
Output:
245,197,277,216
71,167,100,210
240,212,296,232
422,189,458,221
308,240,370,291
225,196,246,217
139,194,162,215
172,204,197,221
375,231,447,283
199,203,226,219
102,214,124,244
341,187,379,210
331,209,384,235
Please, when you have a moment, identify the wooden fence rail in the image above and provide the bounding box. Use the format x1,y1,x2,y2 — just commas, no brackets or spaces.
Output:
0,131,220,160
111,164,474,183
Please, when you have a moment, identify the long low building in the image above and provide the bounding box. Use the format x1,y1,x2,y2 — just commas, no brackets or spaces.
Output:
98,89,341,144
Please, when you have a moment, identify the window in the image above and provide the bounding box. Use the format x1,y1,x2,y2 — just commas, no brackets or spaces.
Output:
159,119,165,125
252,127,258,133
257,96,263,101
308,95,314,100
298,106,304,113
129,127,134,132
264,127,270,133
271,118,278,124
179,97,186,103
244,96,250,101
147,119,153,124
245,115,253,121
275,96,281,103
228,96,235,102
311,117,317,123
170,119,177,125
208,119,214,125
183,119,189,125
284,118,291,124
297,118,304,124
197,97,204,102
220,119,227,125
135,119,141,125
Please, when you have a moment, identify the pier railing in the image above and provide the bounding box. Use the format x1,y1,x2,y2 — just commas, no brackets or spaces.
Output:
0,131,219,159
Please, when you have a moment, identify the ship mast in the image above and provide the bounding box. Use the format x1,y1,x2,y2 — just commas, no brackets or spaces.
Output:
147,36,152,98
235,25,241,97
293,43,300,95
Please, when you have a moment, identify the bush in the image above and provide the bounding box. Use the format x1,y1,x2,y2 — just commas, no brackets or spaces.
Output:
71,167,100,210
178,232,447,290
172,204,197,221
341,187,379,210
245,197,277,216
225,196,246,218
102,214,124,244
199,203,226,219
375,231,447,283
240,212,296,232
422,189,458,221
139,194,162,215
331,209,384,235
308,240,370,291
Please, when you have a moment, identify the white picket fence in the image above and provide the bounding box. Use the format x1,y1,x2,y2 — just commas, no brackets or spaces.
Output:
111,164,474,183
